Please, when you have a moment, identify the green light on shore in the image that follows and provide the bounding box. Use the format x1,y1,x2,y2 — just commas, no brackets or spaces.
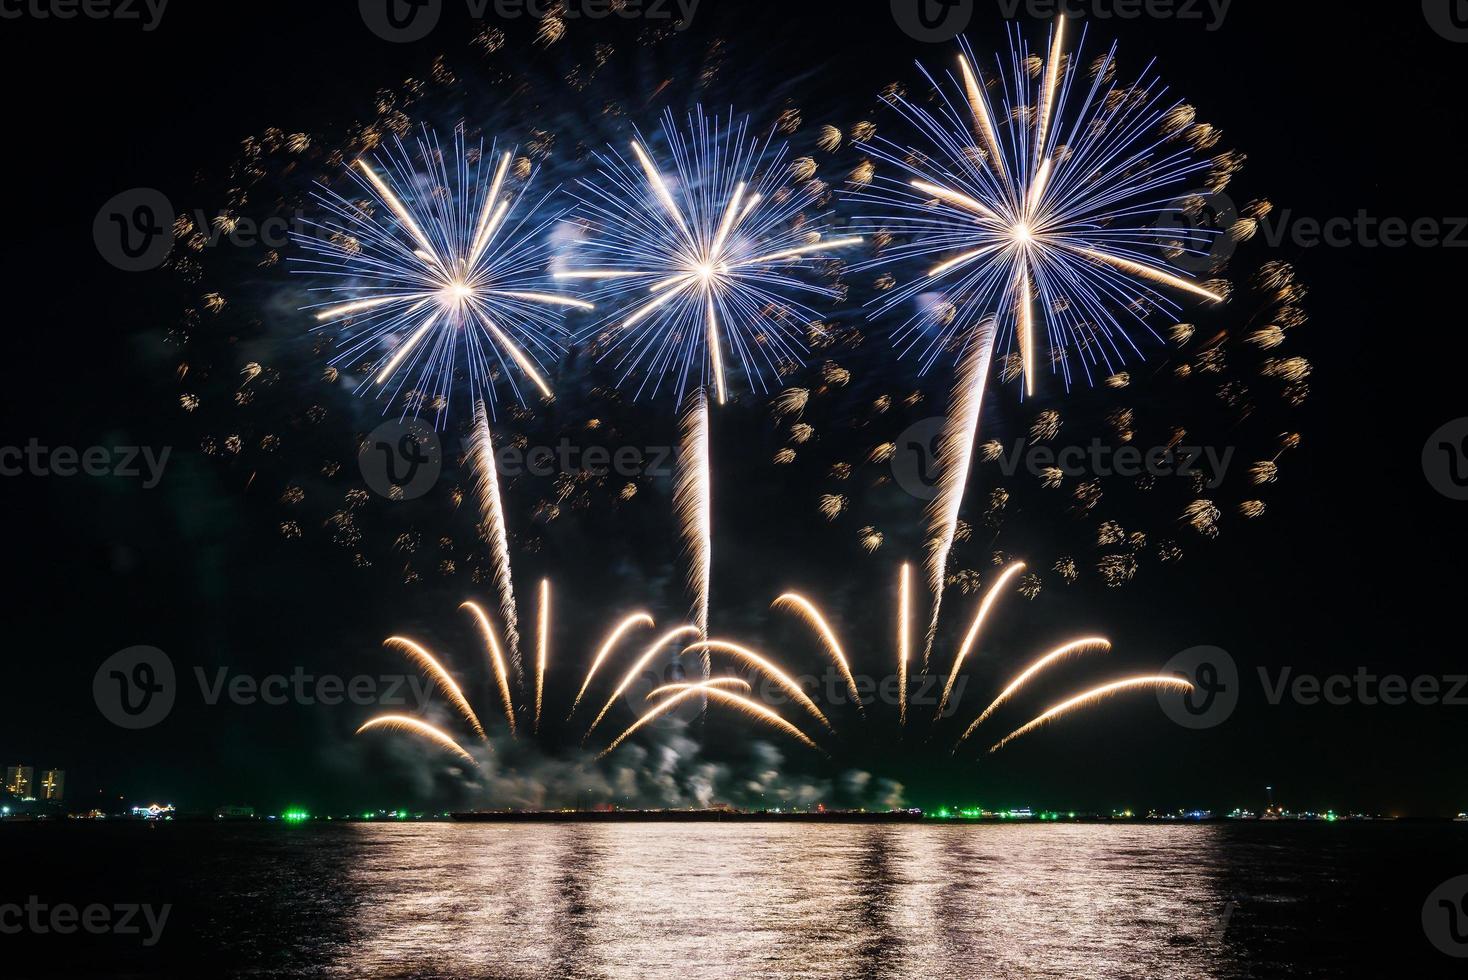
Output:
282,810,310,823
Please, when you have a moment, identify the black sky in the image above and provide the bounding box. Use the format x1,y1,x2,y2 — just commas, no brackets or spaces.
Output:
2,1,1463,816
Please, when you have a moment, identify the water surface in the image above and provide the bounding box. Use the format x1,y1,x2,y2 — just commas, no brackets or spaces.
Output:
2,822,1459,978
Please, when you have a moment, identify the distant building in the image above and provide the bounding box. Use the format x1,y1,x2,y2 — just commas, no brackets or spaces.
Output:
130,803,176,821
214,805,255,820
40,770,64,801
4,765,33,798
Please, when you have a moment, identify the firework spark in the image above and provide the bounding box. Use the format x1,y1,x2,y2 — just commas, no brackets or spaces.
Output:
356,715,478,766
535,578,550,734
954,637,1111,749
645,677,752,701
676,389,714,657
560,108,861,402
294,128,590,422
934,561,1027,722
384,636,489,742
922,323,996,669
471,400,522,679
584,625,702,739
988,676,1194,753
683,639,834,733
598,683,820,760
898,562,913,727
772,593,864,714
460,600,517,736
569,612,656,718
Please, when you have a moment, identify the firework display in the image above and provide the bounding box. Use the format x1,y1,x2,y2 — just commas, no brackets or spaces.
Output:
155,14,1307,798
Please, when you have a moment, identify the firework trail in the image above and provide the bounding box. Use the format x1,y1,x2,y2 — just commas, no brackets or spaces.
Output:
954,637,1111,750
535,578,550,734
585,625,702,739
988,676,1193,753
683,640,834,733
460,600,517,736
898,562,913,728
923,323,995,670
384,636,488,742
293,128,590,424
676,389,714,674
772,593,864,714
934,561,1027,722
560,108,861,403
645,677,752,701
598,683,821,760
471,400,521,680
356,715,478,766
569,612,656,718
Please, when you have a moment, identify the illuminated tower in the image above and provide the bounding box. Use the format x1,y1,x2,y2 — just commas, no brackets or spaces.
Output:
40,770,64,802
4,765,33,798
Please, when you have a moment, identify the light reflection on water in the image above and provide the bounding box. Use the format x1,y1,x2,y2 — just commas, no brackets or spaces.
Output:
338,824,1235,979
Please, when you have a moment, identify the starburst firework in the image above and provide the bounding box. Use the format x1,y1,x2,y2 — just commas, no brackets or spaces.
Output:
559,108,861,404
293,127,591,425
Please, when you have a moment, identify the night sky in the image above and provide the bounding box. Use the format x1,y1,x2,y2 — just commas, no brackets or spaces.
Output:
3,1,1462,817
